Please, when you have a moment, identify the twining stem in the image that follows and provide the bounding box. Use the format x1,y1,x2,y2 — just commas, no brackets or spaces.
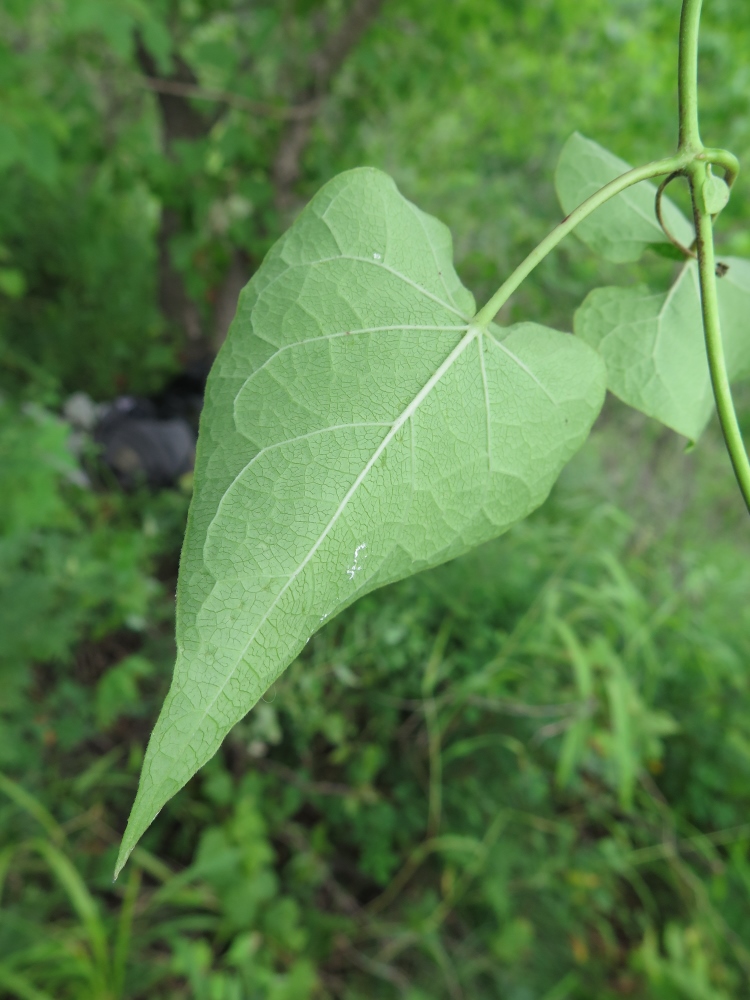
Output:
679,0,750,511
655,172,697,258
472,153,690,328
476,0,750,513
701,146,740,188
678,0,703,151
691,179,750,512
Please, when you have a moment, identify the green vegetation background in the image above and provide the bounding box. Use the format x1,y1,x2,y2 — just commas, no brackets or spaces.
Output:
2,0,750,997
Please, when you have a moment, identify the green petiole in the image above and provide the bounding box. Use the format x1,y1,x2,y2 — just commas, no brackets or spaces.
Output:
472,152,691,329
476,0,750,514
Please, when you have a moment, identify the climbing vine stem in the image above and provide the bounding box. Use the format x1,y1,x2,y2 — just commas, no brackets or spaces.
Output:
680,0,750,511
477,0,750,513
678,0,703,152
691,180,750,512
655,172,696,258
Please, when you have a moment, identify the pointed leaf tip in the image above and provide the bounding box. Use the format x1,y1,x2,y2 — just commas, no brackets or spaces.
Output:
117,168,607,869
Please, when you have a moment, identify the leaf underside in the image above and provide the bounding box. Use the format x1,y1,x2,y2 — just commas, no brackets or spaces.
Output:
556,133,750,441
116,168,606,875
575,257,750,441
555,132,694,263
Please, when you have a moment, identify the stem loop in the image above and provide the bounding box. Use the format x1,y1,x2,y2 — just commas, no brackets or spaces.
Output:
654,171,697,259
474,0,750,512
697,147,740,187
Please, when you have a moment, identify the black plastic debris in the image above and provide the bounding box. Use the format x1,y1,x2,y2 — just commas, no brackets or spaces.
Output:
63,363,209,490
96,404,195,489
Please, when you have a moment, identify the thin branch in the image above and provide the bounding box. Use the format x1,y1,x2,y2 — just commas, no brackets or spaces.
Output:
464,695,596,719
346,949,411,991
135,41,209,341
273,0,385,211
254,757,358,798
136,41,211,144
137,76,322,121
627,824,750,867
308,0,386,93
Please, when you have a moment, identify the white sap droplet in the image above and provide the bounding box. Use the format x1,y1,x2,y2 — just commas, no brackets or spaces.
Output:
372,252,382,260
346,543,367,580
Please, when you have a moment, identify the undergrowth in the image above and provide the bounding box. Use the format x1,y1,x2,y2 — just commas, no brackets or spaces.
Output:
1,395,749,999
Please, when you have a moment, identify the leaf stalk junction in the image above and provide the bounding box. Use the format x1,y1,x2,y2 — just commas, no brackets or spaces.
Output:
475,0,750,513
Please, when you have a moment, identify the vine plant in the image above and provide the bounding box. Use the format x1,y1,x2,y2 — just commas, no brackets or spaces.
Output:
115,0,750,876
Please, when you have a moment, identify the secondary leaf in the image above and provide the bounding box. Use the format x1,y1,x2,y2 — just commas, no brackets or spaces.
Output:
555,132,694,262
115,167,606,875
575,257,750,440
699,170,730,216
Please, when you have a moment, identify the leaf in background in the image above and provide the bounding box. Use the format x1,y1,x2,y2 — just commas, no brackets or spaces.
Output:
575,257,750,440
95,655,154,730
116,167,606,875
555,132,694,262
0,267,25,299
553,619,594,790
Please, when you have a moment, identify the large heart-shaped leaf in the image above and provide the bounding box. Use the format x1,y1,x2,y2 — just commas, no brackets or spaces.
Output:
115,168,606,875
555,132,694,262
575,257,750,440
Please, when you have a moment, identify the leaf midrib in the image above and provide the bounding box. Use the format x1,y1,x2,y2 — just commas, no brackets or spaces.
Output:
232,324,469,422
175,326,482,768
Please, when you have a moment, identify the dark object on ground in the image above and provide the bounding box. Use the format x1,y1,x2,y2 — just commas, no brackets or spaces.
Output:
64,361,210,489
95,401,196,489
151,360,210,432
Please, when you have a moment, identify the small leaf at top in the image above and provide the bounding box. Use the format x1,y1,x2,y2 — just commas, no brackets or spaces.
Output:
700,170,730,216
555,133,694,263
574,257,750,440
115,167,606,876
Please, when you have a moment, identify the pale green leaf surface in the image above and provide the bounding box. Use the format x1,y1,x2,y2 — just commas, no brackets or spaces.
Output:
116,168,606,876
555,132,694,262
700,172,730,215
575,257,750,440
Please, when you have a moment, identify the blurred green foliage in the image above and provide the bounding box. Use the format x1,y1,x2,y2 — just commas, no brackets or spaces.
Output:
1,0,750,997
0,176,171,400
